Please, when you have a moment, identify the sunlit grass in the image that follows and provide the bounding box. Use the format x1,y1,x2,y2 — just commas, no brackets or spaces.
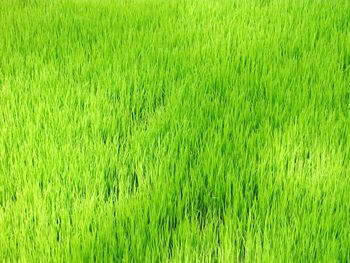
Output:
0,0,350,261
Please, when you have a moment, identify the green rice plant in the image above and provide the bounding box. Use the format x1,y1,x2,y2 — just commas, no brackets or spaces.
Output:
0,0,349,261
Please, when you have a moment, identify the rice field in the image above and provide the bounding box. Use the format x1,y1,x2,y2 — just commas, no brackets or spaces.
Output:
0,0,350,261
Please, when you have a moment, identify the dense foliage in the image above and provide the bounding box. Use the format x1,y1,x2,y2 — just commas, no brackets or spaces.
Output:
1,0,349,261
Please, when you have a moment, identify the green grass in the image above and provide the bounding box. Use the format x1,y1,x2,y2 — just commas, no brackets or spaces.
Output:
1,0,350,261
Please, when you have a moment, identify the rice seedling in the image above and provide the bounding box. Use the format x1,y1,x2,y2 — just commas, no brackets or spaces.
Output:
0,0,349,261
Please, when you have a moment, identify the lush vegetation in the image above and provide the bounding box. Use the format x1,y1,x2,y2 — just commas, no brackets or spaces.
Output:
1,0,350,261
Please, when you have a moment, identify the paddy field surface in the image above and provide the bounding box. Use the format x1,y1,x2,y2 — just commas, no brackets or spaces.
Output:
0,0,350,261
